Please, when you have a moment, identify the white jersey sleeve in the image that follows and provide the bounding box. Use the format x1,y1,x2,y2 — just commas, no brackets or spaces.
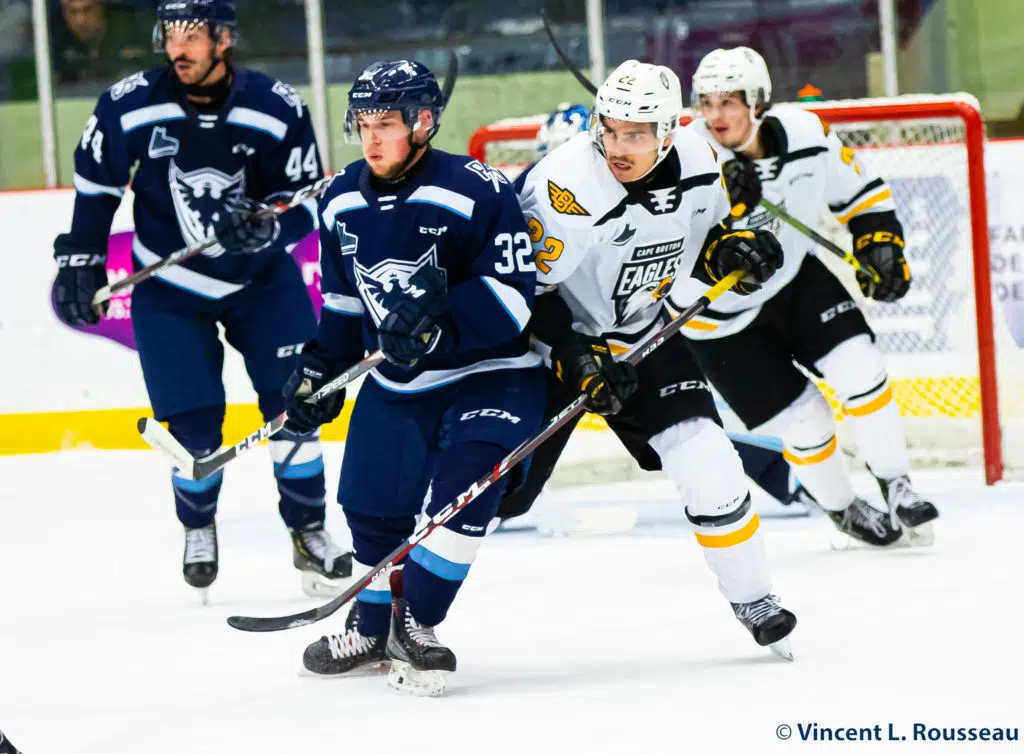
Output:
820,119,898,226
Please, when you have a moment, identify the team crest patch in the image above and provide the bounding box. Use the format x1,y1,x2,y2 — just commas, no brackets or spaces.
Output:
548,180,590,216
612,238,685,326
168,161,247,258
353,246,446,327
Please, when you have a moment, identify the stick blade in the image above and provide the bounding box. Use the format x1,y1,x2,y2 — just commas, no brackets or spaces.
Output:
227,610,321,633
138,417,197,479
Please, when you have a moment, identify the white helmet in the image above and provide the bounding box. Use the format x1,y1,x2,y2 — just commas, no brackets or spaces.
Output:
591,59,683,176
691,47,772,151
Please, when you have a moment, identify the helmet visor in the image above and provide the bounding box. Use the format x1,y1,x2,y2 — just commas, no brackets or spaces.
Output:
590,116,660,156
344,108,420,146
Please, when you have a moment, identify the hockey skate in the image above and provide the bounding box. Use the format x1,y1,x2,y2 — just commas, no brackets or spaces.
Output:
386,573,456,696
826,497,902,548
877,474,938,547
301,601,389,677
183,522,218,604
732,594,797,661
289,523,353,598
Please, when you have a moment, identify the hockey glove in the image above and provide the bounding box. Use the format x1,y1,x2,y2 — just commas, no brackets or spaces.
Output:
849,213,910,302
722,157,762,219
550,333,638,416
282,340,346,435
705,228,784,295
53,233,108,326
213,198,281,255
377,265,453,368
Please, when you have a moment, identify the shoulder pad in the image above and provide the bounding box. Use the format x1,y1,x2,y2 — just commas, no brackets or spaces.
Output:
673,125,723,171
439,152,516,198
521,132,622,226
766,104,829,150
239,70,308,123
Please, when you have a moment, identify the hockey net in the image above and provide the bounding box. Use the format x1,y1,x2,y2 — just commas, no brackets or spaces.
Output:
470,94,1018,484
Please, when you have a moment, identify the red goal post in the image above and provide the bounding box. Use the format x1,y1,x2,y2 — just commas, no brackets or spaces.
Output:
469,94,1004,483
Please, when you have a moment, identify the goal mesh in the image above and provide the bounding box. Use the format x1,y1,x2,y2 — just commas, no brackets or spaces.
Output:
469,95,1010,482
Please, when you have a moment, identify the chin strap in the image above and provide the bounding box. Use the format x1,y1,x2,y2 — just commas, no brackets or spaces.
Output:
733,106,764,154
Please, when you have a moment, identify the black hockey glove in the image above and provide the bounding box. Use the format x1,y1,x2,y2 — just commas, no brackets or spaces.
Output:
722,157,762,220
550,333,638,416
849,213,910,302
282,340,347,435
377,265,453,368
213,198,281,255
705,228,784,295
53,233,108,326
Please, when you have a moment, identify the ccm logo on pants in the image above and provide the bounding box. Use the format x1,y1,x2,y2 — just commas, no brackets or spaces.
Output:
820,300,858,323
460,409,521,424
276,343,306,358
659,380,711,398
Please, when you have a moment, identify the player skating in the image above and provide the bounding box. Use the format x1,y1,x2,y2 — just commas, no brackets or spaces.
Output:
288,60,546,695
51,0,351,602
498,60,797,658
680,47,939,546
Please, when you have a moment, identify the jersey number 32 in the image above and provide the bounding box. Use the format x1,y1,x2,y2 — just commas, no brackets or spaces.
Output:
494,231,536,274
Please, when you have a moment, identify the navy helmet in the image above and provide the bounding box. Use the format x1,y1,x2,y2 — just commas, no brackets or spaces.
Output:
344,60,444,144
153,0,238,52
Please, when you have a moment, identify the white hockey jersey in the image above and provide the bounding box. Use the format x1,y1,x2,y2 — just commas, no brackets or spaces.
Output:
672,105,898,339
518,127,731,354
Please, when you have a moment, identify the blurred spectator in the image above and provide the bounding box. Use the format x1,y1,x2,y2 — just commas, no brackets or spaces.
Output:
51,0,157,86
0,0,32,60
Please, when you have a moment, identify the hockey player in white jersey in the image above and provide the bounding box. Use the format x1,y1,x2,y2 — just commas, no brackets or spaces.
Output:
503,60,797,656
680,47,939,546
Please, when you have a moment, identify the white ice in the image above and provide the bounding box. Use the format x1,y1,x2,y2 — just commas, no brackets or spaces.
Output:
1,447,1022,754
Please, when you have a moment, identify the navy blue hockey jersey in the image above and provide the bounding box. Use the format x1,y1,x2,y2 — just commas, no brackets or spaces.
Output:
69,68,322,300
317,149,541,392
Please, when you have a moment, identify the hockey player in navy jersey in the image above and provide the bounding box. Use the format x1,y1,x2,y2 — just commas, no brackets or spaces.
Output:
286,60,545,695
51,0,351,600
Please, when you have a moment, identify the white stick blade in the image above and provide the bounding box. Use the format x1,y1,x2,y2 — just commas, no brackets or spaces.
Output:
137,417,197,478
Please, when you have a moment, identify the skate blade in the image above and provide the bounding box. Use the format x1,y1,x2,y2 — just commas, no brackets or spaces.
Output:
300,571,349,598
193,587,210,606
387,660,449,697
299,660,390,679
769,638,794,662
901,521,935,548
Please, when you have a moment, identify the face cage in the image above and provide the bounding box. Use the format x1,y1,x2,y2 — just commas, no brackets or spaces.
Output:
343,105,440,145
153,19,237,53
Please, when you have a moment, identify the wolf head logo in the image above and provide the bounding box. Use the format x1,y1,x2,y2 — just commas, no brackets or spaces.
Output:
168,161,247,257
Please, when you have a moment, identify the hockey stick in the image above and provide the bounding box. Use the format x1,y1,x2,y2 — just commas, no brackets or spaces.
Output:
90,174,336,312
441,48,459,106
0,729,22,754
540,12,598,96
138,350,385,480
758,200,880,283
226,269,745,632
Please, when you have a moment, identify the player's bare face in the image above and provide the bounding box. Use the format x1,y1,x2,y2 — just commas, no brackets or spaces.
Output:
164,23,229,87
600,118,660,183
358,110,430,179
698,92,753,150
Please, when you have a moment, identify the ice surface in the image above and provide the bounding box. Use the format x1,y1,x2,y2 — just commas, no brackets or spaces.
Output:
0,447,1021,753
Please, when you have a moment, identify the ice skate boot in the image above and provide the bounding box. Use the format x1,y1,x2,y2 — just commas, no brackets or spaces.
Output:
302,601,389,676
826,497,902,547
386,572,456,696
877,474,938,547
731,594,797,661
183,522,218,604
289,523,353,597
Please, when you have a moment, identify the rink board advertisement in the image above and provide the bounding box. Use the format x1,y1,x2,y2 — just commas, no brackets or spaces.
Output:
3,138,1024,454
